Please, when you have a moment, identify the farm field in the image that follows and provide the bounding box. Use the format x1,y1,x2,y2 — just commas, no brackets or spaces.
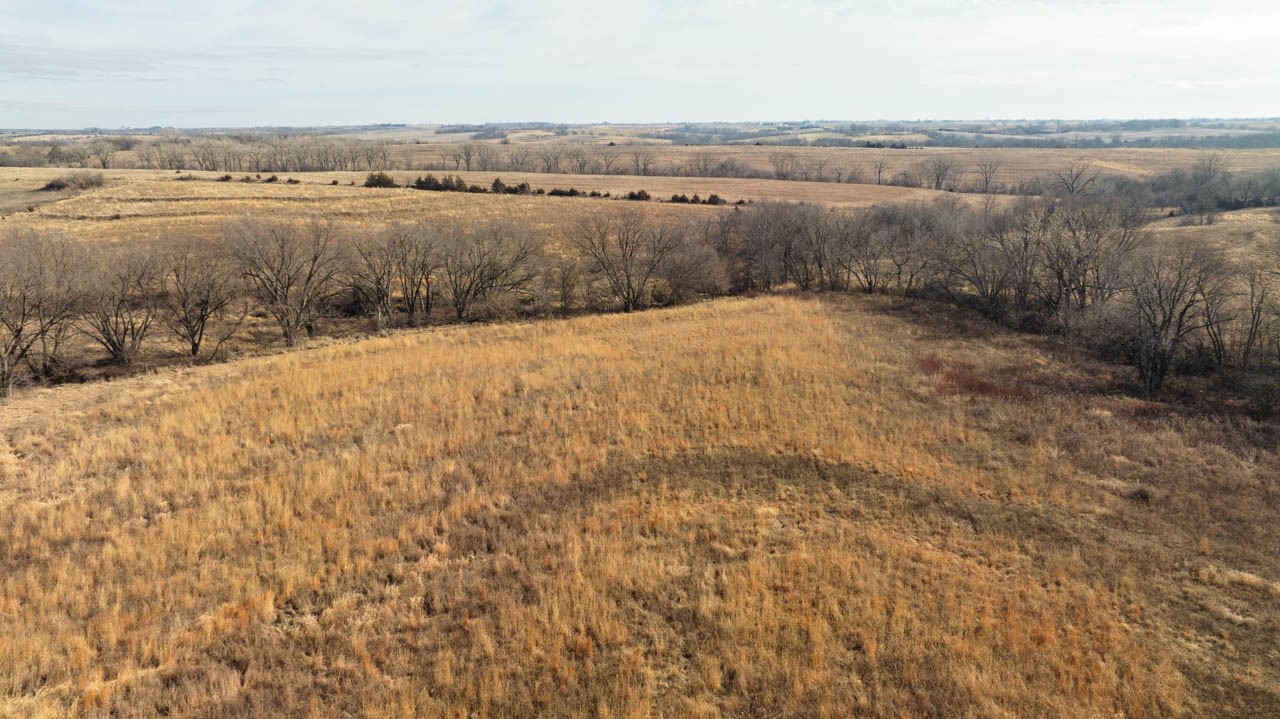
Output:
2,294,1277,718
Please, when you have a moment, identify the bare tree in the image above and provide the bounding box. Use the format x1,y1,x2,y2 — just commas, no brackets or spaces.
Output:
445,147,465,171
1238,270,1273,370
547,256,583,316
386,223,441,325
597,146,621,175
690,152,718,178
1192,153,1229,188
974,157,1002,193
459,143,477,171
769,152,800,181
537,145,564,174
0,232,82,396
657,226,728,304
811,157,829,183
474,144,499,172
573,211,677,311
80,251,162,365
233,218,344,346
1053,164,1099,197
439,222,541,320
1039,199,1146,318
1125,244,1230,395
91,140,118,169
162,245,246,359
1202,267,1272,372
750,203,834,290
872,159,890,186
565,146,590,174
922,157,957,190
832,212,889,293
878,202,942,292
506,147,532,172
630,148,657,176
347,233,399,330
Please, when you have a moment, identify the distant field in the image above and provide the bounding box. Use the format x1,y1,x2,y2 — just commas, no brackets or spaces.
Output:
2,295,1276,717
1148,207,1280,262
0,168,957,245
393,143,1280,187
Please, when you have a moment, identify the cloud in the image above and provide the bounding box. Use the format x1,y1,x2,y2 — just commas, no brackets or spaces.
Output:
0,1,1277,127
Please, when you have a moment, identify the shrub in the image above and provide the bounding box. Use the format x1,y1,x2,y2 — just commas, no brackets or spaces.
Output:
412,175,442,191
41,171,105,192
625,190,651,201
364,172,398,188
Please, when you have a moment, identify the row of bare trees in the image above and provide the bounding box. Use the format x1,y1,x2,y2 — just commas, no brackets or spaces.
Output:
0,212,732,396
5,197,1278,399
32,135,395,173
134,136,394,173
704,198,1280,395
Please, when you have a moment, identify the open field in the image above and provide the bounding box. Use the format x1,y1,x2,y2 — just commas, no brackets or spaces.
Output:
1,295,1277,717
0,168,957,244
1148,207,1280,262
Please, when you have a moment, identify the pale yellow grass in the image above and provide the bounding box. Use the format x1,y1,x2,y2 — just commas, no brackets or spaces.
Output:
2,295,1277,717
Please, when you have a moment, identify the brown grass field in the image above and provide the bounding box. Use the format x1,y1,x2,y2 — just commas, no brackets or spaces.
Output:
0,168,956,245
3,139,1280,718
1,294,1278,718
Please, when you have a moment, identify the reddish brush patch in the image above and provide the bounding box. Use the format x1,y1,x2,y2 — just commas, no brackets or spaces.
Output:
943,368,1033,400
914,354,975,375
915,354,1032,400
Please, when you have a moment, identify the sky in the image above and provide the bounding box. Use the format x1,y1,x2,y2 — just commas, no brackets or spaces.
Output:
1,0,1277,128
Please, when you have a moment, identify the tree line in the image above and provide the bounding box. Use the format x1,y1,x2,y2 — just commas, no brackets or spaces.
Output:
3,197,1279,405
708,197,1280,399
0,213,719,397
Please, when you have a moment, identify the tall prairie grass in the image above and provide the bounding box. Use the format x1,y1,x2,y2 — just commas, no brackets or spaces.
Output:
0,295,1276,717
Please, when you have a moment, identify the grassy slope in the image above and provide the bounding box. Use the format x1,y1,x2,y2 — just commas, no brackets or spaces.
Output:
1,295,1278,718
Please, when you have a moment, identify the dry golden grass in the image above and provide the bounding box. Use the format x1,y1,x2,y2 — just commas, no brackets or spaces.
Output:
2,294,1277,717
1147,208,1280,264
0,168,950,246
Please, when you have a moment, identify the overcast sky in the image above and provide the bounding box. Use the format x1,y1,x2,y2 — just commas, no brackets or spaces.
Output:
2,0,1277,128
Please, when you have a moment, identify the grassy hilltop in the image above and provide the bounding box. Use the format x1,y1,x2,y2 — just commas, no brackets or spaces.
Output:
2,294,1277,717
